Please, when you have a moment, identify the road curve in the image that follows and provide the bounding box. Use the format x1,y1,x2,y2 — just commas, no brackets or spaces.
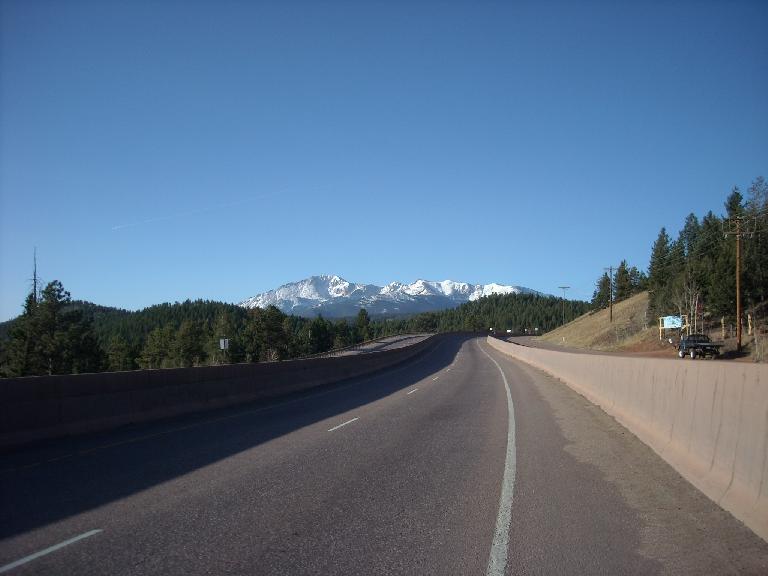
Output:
1,335,766,575
332,333,433,356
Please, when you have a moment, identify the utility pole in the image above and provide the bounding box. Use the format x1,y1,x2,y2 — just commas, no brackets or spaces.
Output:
724,216,755,353
604,266,614,322
558,286,570,326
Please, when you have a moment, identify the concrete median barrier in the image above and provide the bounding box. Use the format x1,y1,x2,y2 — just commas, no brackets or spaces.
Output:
0,335,441,449
487,336,768,543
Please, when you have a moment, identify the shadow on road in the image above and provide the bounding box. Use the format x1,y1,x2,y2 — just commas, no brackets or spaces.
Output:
0,334,471,540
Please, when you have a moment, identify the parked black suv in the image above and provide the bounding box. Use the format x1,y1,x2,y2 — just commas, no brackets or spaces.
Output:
677,334,722,359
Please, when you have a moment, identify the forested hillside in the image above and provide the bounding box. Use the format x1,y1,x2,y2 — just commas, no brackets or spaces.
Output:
0,286,378,376
371,293,590,336
589,176,768,336
0,285,588,377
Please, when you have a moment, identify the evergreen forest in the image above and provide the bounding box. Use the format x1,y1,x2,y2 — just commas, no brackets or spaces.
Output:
590,176,768,333
0,284,588,377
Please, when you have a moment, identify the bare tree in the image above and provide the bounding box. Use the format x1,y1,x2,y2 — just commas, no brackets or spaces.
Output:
671,273,700,332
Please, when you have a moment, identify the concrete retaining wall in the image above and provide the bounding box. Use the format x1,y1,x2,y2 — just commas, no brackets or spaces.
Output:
487,336,768,542
0,335,440,449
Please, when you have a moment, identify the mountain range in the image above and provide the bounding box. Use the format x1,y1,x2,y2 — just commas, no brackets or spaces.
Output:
240,275,539,317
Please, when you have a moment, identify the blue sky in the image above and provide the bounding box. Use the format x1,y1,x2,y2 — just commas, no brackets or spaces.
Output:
1,0,766,320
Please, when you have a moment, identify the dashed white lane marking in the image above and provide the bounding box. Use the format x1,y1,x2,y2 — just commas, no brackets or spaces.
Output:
327,417,359,432
2,340,449,476
432,377,439,381
406,388,419,395
447,368,452,372
478,342,517,576
0,530,103,574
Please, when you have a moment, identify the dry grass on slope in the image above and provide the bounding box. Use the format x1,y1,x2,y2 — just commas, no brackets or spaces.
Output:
539,292,668,353
540,291,766,361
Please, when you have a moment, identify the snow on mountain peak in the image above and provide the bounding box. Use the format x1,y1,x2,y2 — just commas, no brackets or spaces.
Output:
469,282,523,301
401,279,434,296
240,275,540,317
381,281,404,295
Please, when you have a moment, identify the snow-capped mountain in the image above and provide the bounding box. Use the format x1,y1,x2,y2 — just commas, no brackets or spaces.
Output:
240,275,540,317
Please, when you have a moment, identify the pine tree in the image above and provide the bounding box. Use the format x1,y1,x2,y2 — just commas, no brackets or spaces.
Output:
691,211,724,310
648,228,672,317
173,320,205,367
356,308,371,342
592,273,612,310
250,305,287,361
65,308,105,374
725,187,744,218
242,308,263,362
679,213,701,257
139,326,174,369
710,235,736,319
2,292,42,376
308,315,332,354
628,266,647,293
333,319,351,349
412,312,438,333
107,335,134,371
744,177,768,306
708,190,745,319
613,261,632,303
2,281,105,376
37,281,72,374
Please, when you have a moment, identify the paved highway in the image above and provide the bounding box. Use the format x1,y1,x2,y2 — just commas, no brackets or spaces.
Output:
1,335,766,574
332,333,433,356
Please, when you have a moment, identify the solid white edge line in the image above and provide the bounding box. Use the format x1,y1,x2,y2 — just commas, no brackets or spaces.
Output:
0,529,103,574
407,388,419,395
327,417,359,432
479,342,517,576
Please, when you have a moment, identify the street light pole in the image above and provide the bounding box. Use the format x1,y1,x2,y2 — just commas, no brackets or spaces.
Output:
558,286,570,326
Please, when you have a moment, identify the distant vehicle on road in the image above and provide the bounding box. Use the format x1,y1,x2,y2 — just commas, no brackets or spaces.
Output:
677,333,722,359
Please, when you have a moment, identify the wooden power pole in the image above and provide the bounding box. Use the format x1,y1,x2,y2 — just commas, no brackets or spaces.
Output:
725,216,754,353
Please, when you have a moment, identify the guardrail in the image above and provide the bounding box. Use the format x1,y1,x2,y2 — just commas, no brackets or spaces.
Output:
487,336,768,543
0,334,443,450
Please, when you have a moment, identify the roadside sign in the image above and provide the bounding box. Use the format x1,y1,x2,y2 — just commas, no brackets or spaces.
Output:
662,316,682,329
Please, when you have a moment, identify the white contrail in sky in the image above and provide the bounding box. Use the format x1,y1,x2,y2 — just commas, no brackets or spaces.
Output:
111,193,280,231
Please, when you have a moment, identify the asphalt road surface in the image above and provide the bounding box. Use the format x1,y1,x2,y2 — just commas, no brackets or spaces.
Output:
1,335,767,575
332,334,433,356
